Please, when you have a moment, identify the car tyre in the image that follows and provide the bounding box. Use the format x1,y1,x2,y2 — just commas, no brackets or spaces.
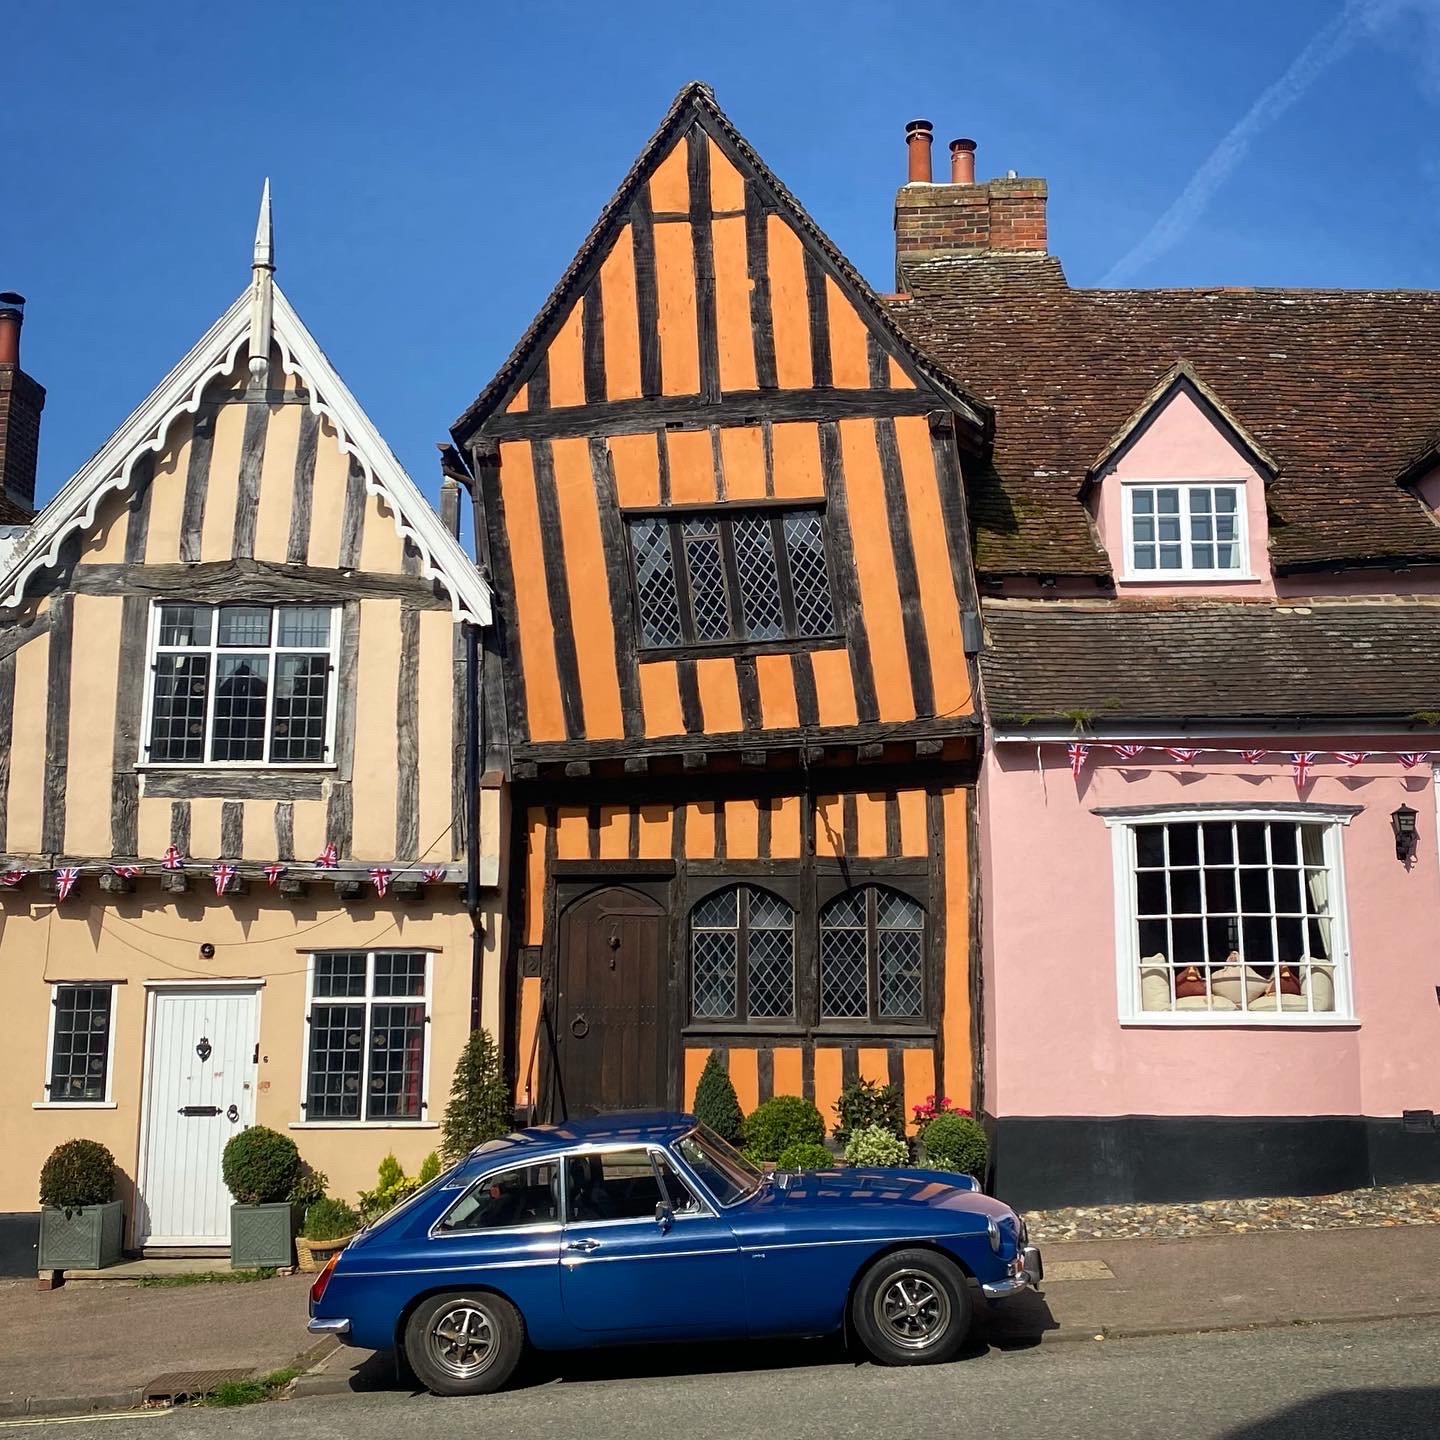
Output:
850,1248,972,1366
403,1290,526,1396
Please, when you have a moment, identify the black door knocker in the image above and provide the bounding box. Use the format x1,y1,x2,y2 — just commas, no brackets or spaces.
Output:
570,1014,589,1040
226,1104,240,1122
196,1037,212,1062
607,930,621,969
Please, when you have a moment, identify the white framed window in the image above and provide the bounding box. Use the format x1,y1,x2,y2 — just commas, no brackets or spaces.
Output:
302,952,431,1121
1122,482,1247,579
141,602,339,767
42,984,117,1105
1106,809,1354,1025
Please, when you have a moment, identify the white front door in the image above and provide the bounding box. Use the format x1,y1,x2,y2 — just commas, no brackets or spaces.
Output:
138,986,261,1246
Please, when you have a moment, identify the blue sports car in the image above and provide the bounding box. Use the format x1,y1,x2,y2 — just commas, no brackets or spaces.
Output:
308,1112,1042,1395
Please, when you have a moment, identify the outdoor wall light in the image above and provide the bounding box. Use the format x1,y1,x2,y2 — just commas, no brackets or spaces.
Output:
1392,804,1419,864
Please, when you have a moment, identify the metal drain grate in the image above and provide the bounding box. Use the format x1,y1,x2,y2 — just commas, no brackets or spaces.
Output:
143,1368,255,1404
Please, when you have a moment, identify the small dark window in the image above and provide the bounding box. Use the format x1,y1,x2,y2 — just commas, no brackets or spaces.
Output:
626,506,837,651
690,885,796,1023
305,951,429,1121
47,985,114,1102
820,886,926,1022
438,1163,559,1231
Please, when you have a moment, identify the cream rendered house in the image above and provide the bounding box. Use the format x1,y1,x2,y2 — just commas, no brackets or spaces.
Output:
0,191,500,1270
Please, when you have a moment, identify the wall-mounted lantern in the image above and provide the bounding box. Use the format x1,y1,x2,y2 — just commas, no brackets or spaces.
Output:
1392,804,1419,864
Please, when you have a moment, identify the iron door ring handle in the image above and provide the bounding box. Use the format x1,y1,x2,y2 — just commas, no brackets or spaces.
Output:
227,1104,240,1122
570,1015,589,1039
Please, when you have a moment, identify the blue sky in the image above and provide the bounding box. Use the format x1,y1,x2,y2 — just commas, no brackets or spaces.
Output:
8,1,1440,510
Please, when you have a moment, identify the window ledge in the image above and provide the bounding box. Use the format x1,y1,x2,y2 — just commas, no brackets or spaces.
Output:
1120,1014,1359,1029
288,1120,438,1130
1117,573,1260,585
34,1101,118,1110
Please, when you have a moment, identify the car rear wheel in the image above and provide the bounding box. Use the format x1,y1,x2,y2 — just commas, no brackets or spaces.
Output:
403,1290,525,1396
851,1248,971,1366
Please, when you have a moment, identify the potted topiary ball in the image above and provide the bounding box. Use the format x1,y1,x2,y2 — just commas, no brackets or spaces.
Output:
38,1139,123,1271
222,1125,301,1269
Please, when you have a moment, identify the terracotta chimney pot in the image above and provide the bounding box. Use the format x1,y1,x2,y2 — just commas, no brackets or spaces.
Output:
949,138,977,185
905,120,934,184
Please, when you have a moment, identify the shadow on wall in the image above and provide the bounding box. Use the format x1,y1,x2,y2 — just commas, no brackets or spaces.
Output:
1225,1387,1440,1439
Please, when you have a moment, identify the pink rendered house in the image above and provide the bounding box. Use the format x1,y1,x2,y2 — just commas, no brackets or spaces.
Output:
890,134,1440,1207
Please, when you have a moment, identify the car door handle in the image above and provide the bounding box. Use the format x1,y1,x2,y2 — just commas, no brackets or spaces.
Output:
563,1238,599,1253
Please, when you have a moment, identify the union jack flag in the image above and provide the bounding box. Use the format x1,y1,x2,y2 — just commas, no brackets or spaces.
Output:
1399,752,1430,770
1111,744,1147,760
161,845,184,871
369,867,393,898
54,867,80,902
313,844,338,870
1,868,28,887
1165,747,1200,764
1239,750,1269,764
1066,742,1090,778
212,863,238,895
263,863,288,886
1333,751,1368,768
111,865,142,880
1291,751,1318,787
422,868,446,884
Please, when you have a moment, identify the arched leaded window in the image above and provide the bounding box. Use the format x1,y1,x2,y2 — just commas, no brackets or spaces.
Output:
820,886,926,1022
690,885,796,1023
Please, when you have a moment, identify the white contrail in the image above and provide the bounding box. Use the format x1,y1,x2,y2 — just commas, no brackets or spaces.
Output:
1102,2,1384,284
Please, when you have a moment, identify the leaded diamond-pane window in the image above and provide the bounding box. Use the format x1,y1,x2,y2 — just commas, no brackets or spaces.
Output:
146,602,338,766
626,506,837,652
305,952,430,1122
46,984,114,1103
690,885,796,1024
821,886,927,1023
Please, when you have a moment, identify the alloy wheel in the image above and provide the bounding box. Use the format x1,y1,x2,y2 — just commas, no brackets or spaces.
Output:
873,1268,952,1350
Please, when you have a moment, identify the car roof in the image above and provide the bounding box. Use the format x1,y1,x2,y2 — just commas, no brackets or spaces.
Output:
463,1111,696,1168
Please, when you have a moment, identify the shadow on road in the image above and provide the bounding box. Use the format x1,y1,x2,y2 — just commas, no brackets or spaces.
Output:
1224,1387,1440,1440
320,1290,1059,1397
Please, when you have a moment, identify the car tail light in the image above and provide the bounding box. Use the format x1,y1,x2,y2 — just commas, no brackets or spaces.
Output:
310,1252,339,1306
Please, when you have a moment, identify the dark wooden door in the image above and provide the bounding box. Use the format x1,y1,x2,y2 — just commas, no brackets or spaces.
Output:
552,886,667,1116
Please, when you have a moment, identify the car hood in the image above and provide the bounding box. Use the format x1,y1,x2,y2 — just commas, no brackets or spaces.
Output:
761,1167,1014,1219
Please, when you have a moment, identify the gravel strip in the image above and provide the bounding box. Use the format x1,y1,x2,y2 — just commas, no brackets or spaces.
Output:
1025,1181,1440,1243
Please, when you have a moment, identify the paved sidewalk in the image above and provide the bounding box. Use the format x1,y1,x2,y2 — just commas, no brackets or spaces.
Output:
0,1273,316,1417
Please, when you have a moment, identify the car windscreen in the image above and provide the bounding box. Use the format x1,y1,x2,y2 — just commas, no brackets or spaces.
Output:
677,1125,763,1207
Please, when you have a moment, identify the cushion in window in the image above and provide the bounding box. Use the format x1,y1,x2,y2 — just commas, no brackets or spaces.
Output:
1304,962,1335,1013
1139,957,1171,1011
1246,993,1312,1012
1174,994,1239,1010
1210,964,1270,1004
1173,966,1209,999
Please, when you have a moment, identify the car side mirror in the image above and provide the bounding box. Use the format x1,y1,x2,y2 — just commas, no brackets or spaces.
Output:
655,1202,674,1234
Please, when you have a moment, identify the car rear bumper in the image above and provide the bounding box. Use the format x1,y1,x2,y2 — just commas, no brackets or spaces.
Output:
981,1244,1043,1299
307,1316,351,1337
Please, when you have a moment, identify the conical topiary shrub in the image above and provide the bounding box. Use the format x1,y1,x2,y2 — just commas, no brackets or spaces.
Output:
691,1050,744,1144
441,1028,513,1164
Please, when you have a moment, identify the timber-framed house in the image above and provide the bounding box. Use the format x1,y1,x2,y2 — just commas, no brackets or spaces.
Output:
451,85,990,1127
0,195,500,1271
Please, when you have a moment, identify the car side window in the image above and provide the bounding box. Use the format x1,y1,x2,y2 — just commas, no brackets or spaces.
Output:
656,1155,700,1213
567,1148,682,1223
437,1163,559,1232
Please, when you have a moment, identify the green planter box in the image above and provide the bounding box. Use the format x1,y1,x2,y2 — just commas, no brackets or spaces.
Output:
38,1201,124,1271
229,1202,296,1269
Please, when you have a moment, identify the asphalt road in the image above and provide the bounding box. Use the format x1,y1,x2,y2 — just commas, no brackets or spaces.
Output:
6,1318,1439,1440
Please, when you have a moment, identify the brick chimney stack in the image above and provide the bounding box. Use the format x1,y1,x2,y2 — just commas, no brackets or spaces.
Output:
0,293,44,518
894,132,1048,285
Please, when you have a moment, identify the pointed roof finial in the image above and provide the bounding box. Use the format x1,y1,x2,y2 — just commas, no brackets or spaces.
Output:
248,178,274,388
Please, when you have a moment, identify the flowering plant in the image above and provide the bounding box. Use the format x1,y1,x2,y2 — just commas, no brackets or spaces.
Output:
911,1094,972,1130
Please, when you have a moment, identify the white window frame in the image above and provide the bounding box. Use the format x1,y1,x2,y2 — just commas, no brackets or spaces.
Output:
1104,807,1356,1027
139,601,340,769
298,951,433,1124
37,982,119,1108
1120,480,1251,582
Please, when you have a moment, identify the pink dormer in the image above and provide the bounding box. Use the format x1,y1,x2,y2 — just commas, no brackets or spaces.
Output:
1085,363,1278,598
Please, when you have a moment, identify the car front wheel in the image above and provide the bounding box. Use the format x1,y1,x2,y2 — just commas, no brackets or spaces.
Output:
851,1248,972,1366
403,1290,525,1396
